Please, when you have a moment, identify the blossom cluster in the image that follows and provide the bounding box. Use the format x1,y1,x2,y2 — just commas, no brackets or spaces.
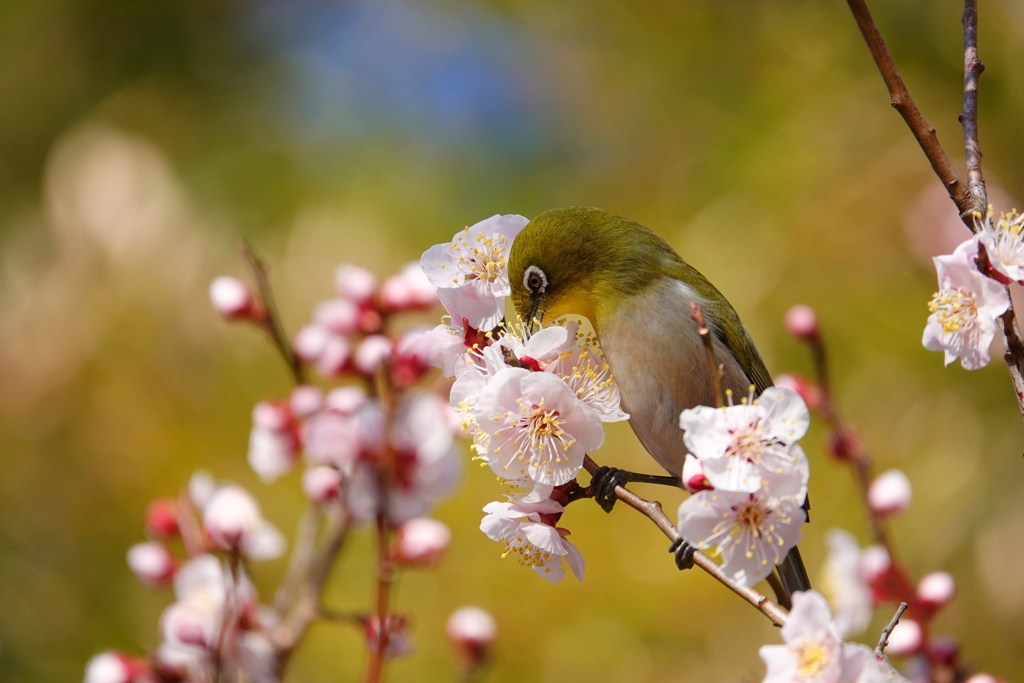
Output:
86,258,481,682
921,207,1024,370
419,214,629,583
760,590,909,683
674,386,811,587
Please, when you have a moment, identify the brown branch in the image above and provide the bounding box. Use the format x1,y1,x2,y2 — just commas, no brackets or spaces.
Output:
361,514,395,683
240,241,306,385
959,0,986,215
582,455,788,628
875,602,908,655
844,0,975,227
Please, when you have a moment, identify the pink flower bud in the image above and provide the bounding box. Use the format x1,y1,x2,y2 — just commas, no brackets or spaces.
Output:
359,307,384,335
85,652,150,683
965,674,1006,683
127,542,176,586
293,323,331,362
326,386,367,414
314,298,360,335
209,276,260,321
290,385,325,419
681,455,713,493
447,606,497,659
161,601,215,648
380,274,415,311
355,335,394,375
400,262,438,308
365,615,412,658
916,571,956,616
252,400,292,431
202,486,284,560
859,545,891,584
145,497,180,539
392,328,432,388
868,469,912,517
393,518,452,566
773,373,823,411
826,428,861,462
335,264,377,303
302,466,343,503
885,618,923,657
316,335,352,377
784,304,819,341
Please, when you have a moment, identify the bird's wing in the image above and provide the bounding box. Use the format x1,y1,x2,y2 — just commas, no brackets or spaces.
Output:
672,261,774,394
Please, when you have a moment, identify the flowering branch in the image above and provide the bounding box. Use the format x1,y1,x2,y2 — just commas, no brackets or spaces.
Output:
240,240,306,385
844,0,1024,425
581,455,789,628
875,602,908,656
843,0,974,224
959,0,986,214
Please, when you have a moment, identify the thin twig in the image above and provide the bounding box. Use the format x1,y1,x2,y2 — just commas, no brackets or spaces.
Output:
690,303,726,408
582,455,788,627
240,241,306,385
361,513,394,683
844,0,974,226
875,602,909,655
273,506,322,615
959,0,986,215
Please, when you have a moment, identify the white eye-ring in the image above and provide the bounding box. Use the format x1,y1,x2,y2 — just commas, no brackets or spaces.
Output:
523,265,548,294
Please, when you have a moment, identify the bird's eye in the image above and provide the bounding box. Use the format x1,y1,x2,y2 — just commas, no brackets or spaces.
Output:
523,265,547,294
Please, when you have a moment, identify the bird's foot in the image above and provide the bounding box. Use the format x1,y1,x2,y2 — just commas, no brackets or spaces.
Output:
668,536,695,571
588,466,680,513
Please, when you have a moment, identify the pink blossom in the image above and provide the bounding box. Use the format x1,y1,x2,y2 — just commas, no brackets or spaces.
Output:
867,470,912,517
354,334,393,375
677,468,806,586
977,209,1024,284
480,500,585,583
393,517,452,566
289,384,325,419
679,386,810,495
314,297,360,335
335,264,377,303
325,385,368,414
381,262,439,311
923,237,1009,370
302,466,343,503
775,373,824,412
247,401,299,482
681,455,712,493
841,643,909,683
884,619,922,657
202,485,285,560
447,606,497,648
145,497,180,539
293,323,352,378
420,214,529,330
916,571,955,617
759,590,843,683
472,367,605,486
820,529,873,637
392,327,433,388
85,652,153,683
785,304,820,341
127,542,176,586
209,276,260,321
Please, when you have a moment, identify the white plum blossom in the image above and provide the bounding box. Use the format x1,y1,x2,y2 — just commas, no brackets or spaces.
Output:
759,590,844,683
867,469,912,517
157,554,256,674
679,386,810,495
420,214,529,330
480,500,585,583
202,485,285,560
447,606,497,649
393,517,452,566
820,529,874,637
977,208,1024,284
247,400,298,483
677,468,806,586
841,644,909,683
209,276,257,320
473,367,605,486
923,237,1009,370
127,542,176,587
302,465,343,503
334,263,377,303
85,652,152,683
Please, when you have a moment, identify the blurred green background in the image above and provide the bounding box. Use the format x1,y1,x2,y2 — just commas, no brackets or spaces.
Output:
2,0,1024,680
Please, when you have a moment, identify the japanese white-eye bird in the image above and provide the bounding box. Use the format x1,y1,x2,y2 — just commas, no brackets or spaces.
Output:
507,206,811,597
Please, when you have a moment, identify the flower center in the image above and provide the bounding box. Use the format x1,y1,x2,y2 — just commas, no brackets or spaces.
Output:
452,229,508,283
794,638,832,678
499,528,552,567
928,288,978,333
726,424,764,462
733,499,766,533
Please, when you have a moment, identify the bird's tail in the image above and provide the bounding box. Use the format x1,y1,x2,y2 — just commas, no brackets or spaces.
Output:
776,546,812,605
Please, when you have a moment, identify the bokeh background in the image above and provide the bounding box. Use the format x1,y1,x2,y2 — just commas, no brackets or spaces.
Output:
3,0,1024,680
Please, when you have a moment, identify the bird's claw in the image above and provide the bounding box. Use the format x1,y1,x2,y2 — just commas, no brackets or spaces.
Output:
591,466,630,513
668,536,695,571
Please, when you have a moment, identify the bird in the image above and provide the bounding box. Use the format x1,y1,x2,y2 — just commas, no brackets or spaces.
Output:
507,206,811,599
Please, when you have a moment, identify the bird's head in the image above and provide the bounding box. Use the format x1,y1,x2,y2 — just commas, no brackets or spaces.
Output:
508,207,671,330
